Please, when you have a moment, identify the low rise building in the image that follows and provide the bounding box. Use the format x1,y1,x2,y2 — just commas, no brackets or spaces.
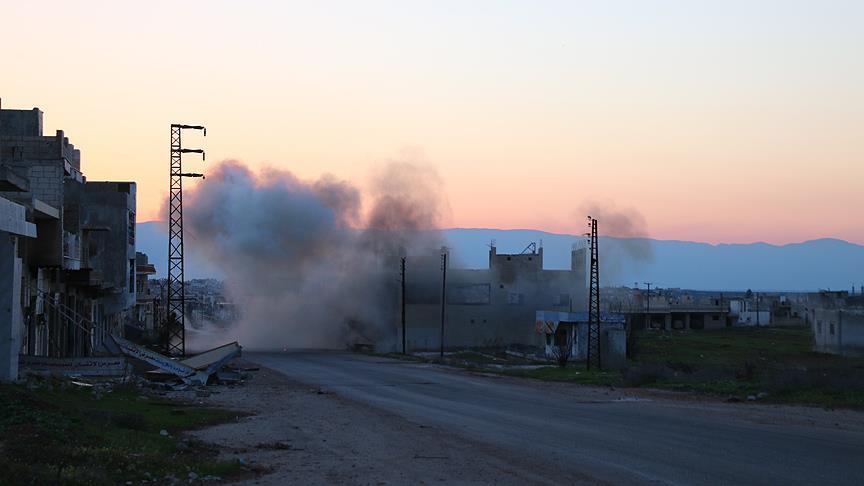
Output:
400,243,587,351
535,310,627,369
809,291,864,357
134,252,158,332
0,101,138,380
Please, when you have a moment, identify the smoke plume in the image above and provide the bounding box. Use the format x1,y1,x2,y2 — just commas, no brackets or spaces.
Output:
183,159,445,350
580,201,654,285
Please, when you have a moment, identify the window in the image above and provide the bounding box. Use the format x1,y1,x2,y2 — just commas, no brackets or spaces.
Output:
128,211,136,245
817,320,822,333
507,292,524,305
129,259,135,293
712,315,719,321
830,323,835,335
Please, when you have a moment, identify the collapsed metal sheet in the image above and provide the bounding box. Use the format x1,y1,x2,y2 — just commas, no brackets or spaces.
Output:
110,335,209,385
179,341,242,376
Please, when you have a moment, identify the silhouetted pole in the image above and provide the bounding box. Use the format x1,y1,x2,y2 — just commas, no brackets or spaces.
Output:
166,123,205,357
644,282,653,329
756,292,760,327
401,257,406,355
587,217,601,370
440,251,447,359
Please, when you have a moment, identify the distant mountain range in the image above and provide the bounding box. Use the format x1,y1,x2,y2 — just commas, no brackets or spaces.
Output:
137,221,863,291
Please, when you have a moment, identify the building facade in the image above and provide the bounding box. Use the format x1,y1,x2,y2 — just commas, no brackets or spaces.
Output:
400,244,587,351
0,101,138,380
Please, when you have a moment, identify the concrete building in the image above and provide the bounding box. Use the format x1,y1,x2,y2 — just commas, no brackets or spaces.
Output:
728,298,772,326
0,195,37,381
809,291,864,357
606,287,730,330
0,101,138,380
535,310,627,369
134,252,158,332
400,243,587,351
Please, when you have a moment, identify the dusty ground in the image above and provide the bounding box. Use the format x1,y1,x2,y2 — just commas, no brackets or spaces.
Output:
170,361,577,485
169,355,864,485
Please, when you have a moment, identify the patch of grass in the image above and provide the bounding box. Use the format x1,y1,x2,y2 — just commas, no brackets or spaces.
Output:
0,379,246,485
487,328,864,409
502,365,621,387
630,328,864,407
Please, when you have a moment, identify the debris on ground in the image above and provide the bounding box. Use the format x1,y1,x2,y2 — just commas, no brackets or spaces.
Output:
19,335,251,398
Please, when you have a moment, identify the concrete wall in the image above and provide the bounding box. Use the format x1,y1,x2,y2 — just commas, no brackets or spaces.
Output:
540,320,627,369
0,232,23,381
813,308,864,357
74,181,137,313
0,107,43,137
400,247,587,351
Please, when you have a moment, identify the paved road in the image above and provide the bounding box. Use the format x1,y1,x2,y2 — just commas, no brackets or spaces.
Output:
250,351,864,485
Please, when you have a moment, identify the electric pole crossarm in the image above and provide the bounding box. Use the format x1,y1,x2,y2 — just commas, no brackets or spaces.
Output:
172,124,207,134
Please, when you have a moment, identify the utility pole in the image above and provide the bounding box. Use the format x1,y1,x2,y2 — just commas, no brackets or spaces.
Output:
166,124,205,357
643,282,653,329
440,250,447,359
586,217,601,370
756,292,760,327
401,257,406,355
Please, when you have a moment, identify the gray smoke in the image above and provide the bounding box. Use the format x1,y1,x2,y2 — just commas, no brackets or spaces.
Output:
183,159,445,350
580,201,654,285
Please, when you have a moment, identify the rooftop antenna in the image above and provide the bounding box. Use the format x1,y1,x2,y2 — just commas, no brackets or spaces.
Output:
166,123,205,357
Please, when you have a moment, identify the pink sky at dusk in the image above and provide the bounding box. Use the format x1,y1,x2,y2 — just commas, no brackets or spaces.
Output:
2,1,862,244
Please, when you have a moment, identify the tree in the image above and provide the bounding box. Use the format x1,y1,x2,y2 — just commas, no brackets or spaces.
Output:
549,326,575,368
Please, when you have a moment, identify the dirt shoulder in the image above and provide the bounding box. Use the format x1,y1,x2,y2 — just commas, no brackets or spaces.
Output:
172,361,580,485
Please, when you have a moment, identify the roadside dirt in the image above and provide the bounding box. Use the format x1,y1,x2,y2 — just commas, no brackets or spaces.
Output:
169,358,864,485
169,361,581,485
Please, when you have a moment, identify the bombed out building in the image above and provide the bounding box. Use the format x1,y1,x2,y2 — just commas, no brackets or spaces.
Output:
400,243,587,351
0,101,137,381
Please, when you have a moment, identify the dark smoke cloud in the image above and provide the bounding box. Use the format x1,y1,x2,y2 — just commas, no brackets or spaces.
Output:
579,201,654,285
184,159,445,350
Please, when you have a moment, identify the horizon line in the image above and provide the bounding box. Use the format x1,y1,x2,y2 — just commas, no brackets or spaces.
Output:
137,220,857,248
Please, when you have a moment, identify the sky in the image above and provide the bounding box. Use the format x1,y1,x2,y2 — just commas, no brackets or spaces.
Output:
1,0,863,244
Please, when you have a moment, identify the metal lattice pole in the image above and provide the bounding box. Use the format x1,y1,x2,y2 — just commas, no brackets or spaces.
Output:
440,250,447,359
401,257,407,355
166,124,205,357
586,217,601,370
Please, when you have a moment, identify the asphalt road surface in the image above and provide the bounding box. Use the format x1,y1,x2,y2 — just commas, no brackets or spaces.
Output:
250,351,864,485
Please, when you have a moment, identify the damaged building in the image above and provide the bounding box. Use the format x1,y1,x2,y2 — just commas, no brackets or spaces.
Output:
808,291,864,357
0,101,137,381
400,243,587,351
